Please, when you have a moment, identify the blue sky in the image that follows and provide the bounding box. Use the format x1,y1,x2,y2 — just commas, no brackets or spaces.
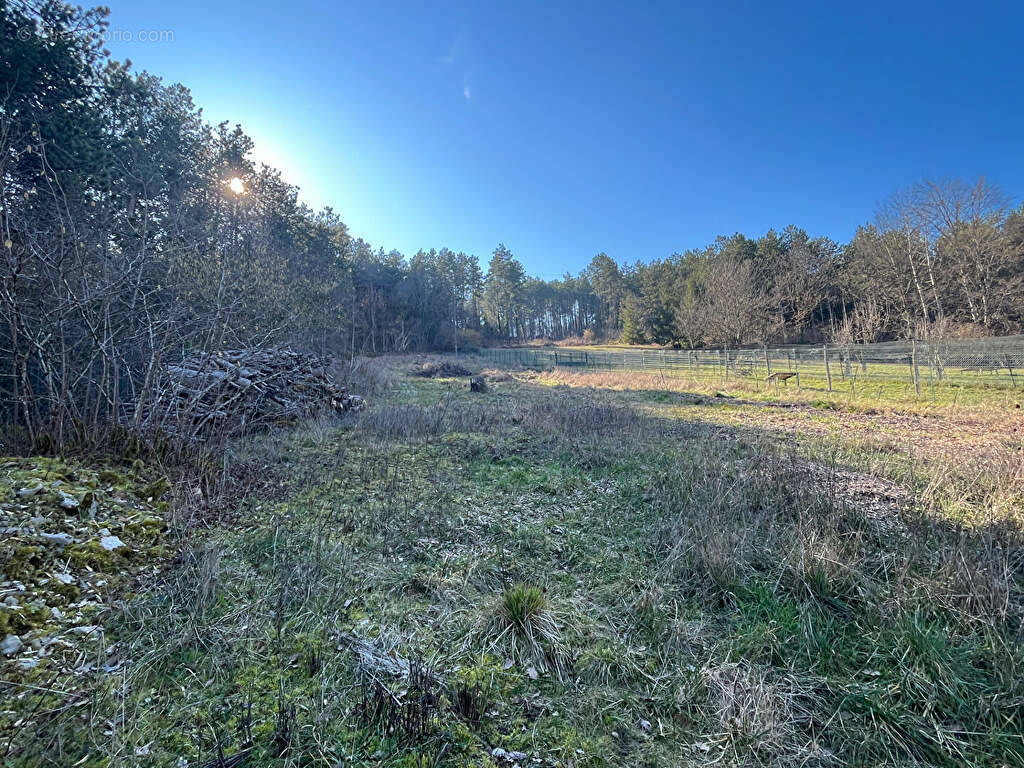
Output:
105,0,1024,277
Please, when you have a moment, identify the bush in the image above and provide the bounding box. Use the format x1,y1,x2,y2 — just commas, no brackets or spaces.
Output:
457,328,483,351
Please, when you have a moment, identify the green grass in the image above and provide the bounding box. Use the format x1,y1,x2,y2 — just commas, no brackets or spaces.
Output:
477,347,1022,409
3,357,1021,767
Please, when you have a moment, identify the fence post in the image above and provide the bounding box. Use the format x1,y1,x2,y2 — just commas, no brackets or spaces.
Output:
823,345,832,392
763,347,771,377
928,345,936,402
911,339,921,397
793,350,801,390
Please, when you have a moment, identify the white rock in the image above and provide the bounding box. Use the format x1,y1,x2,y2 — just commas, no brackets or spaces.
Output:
3,596,18,607
17,483,43,497
17,656,38,670
58,491,79,510
53,572,75,584
1,634,22,656
99,535,125,551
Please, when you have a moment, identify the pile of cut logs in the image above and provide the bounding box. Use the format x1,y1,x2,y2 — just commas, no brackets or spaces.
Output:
151,348,363,439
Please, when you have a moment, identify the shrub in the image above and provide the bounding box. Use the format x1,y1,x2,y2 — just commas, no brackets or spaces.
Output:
457,328,483,351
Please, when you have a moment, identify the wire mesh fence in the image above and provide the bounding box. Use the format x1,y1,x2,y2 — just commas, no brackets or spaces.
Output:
475,336,1024,405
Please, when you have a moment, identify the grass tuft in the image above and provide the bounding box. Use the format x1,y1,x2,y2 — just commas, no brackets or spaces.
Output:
483,584,570,680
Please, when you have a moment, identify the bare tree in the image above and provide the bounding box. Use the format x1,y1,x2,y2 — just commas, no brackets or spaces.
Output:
876,188,936,324
702,257,778,348
915,177,1012,330
673,290,707,350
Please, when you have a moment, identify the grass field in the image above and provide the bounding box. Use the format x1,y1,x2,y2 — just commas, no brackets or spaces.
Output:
477,346,1024,409
2,357,1022,767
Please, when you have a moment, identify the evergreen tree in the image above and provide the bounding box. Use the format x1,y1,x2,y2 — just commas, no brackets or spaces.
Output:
620,295,648,344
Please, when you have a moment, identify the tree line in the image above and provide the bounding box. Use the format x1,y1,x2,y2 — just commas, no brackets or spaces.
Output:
2,2,1023,445
366,179,1024,351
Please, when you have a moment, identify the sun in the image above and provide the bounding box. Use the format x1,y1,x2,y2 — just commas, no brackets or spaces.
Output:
228,177,245,195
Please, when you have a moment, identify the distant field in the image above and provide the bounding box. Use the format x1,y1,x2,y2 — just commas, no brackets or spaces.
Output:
477,342,1024,409
3,356,1021,767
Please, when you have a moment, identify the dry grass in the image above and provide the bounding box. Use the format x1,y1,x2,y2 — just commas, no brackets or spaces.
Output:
501,365,1024,528
7,354,1021,767
355,378,657,447
529,367,759,397
411,360,474,378
332,355,401,397
704,663,807,760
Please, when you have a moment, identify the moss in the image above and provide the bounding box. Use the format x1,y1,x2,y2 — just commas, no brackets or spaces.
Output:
452,654,514,702
1,456,176,764
97,468,125,487
137,475,170,501
0,602,52,635
66,540,119,570
124,515,167,542
0,610,18,636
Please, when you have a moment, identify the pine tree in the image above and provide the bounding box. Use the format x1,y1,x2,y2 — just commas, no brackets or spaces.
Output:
620,295,648,344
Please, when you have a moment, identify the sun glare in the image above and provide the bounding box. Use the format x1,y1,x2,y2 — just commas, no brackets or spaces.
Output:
228,177,245,195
